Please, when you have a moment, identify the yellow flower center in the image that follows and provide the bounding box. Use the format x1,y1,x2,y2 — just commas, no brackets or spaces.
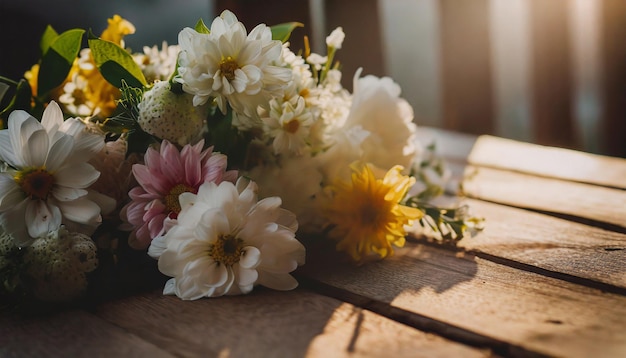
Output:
164,184,195,215
283,119,300,134
209,234,244,266
219,57,240,81
14,167,55,200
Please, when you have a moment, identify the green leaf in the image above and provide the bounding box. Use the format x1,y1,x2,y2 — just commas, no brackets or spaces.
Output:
0,79,34,121
37,29,84,96
195,19,210,34
271,22,303,42
40,25,59,55
88,37,147,88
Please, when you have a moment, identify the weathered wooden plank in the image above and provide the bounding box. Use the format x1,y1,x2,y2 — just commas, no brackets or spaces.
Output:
448,198,626,290
417,127,626,189
95,289,488,357
467,135,626,189
0,310,172,357
459,165,626,230
299,241,626,358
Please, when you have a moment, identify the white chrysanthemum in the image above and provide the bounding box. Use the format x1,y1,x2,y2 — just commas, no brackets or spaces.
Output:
149,178,305,300
261,94,313,155
0,101,106,245
176,10,292,127
133,41,180,83
24,226,98,302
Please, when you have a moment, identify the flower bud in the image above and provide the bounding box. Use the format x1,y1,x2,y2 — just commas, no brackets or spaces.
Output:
137,81,208,146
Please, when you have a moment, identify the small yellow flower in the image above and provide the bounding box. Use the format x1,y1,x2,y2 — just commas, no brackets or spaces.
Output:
24,15,135,118
324,162,424,263
100,14,136,47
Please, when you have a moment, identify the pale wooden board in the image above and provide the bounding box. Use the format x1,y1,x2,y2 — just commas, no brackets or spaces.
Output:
468,135,626,189
94,289,488,358
0,310,172,357
299,242,626,358
410,197,626,290
460,165,626,230
417,127,626,189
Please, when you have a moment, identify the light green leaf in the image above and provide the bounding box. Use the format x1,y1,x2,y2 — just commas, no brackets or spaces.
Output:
37,29,84,97
88,37,147,89
40,25,59,56
195,19,210,34
271,22,303,42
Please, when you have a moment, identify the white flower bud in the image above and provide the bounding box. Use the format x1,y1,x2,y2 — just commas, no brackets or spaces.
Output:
326,27,345,49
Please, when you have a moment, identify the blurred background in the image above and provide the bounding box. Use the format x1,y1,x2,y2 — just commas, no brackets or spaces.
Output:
1,0,625,157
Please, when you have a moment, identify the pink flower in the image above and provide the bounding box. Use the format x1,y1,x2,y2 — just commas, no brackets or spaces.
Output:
121,140,237,249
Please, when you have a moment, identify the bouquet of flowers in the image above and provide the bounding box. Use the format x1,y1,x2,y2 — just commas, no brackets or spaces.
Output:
0,10,482,305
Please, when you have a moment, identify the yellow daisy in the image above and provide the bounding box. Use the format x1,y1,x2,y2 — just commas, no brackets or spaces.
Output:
324,162,424,263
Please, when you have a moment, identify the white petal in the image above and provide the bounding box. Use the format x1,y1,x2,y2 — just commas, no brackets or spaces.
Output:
239,246,261,269
41,101,64,134
86,189,116,215
257,271,298,291
22,129,49,167
236,265,258,287
25,200,62,238
45,134,74,170
163,278,177,295
57,196,101,225
0,174,23,211
51,186,88,201
55,163,100,188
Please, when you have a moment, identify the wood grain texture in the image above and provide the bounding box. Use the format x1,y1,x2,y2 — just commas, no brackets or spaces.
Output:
467,135,626,188
459,165,626,230
418,127,626,188
299,242,626,358
95,289,487,358
0,310,172,357
449,198,626,290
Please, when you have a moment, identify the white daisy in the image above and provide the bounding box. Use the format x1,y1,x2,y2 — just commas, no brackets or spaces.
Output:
176,10,292,127
150,178,305,300
0,101,106,245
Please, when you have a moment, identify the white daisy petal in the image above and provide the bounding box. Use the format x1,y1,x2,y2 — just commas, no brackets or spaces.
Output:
45,133,73,170
57,196,101,225
23,129,49,167
41,100,64,134
55,163,100,188
239,246,261,269
25,200,62,238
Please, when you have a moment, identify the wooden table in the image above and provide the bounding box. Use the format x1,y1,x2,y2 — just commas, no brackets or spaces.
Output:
2,128,625,357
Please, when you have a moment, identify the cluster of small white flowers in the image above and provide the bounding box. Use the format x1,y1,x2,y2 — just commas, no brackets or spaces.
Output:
133,42,180,84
